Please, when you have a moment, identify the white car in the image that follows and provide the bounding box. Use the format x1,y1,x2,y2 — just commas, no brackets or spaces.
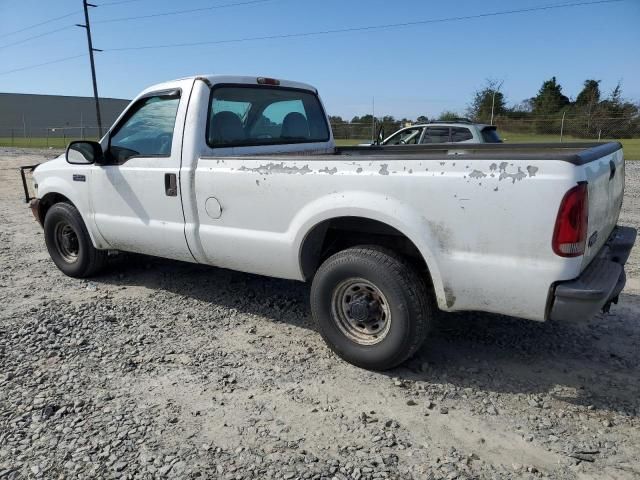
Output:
378,120,502,146
23,75,636,370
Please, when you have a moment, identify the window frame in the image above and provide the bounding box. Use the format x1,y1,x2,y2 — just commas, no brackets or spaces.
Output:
205,84,330,149
421,126,452,144
450,127,474,143
107,88,182,164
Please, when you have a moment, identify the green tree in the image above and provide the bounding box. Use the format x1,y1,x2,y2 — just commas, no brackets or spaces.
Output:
532,76,570,115
467,79,506,122
438,111,460,121
416,115,429,123
575,79,601,107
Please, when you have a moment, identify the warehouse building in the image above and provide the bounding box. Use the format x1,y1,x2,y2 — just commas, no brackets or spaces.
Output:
0,92,130,139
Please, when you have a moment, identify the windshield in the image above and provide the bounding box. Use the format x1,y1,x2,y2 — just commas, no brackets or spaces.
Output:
207,86,330,147
481,126,502,143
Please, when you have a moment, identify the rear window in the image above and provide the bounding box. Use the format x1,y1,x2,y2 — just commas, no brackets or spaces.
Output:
481,126,502,143
206,86,329,148
451,127,473,142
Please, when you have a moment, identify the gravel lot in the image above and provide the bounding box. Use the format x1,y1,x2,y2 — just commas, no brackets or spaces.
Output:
1,149,639,480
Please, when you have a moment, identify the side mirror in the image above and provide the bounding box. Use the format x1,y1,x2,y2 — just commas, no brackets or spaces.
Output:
375,126,385,146
66,140,103,165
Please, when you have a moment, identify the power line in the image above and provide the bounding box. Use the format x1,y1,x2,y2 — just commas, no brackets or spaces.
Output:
98,0,148,5
0,0,277,49
0,0,624,76
0,54,87,76
0,11,80,39
105,0,623,52
93,0,275,24
0,26,74,50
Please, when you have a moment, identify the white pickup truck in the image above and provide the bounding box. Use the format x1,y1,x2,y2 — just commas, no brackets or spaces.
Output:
23,75,636,370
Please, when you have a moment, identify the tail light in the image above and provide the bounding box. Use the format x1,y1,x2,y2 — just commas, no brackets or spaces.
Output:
552,183,589,257
257,77,280,86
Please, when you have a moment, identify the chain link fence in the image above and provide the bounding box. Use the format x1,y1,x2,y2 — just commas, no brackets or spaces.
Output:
0,126,102,148
331,115,640,145
1,115,638,149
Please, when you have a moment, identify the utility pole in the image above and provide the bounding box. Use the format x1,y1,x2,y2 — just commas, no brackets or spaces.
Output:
77,0,103,138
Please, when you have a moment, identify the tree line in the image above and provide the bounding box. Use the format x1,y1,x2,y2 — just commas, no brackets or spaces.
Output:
330,78,639,139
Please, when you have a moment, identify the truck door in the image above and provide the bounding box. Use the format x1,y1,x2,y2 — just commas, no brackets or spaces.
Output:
90,85,194,262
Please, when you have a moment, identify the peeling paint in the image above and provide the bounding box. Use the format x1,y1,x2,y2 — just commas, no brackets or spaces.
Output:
319,166,338,175
498,162,509,172
255,180,260,186
379,164,389,175
239,162,312,175
408,169,413,174
469,170,487,179
499,167,527,183
356,167,363,173
489,163,497,172
527,166,539,177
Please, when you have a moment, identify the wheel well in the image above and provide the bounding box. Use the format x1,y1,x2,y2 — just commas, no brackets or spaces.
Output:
300,217,429,281
39,193,72,221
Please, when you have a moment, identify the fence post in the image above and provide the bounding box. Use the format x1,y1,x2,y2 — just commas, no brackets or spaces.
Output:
11,129,14,147
560,111,566,143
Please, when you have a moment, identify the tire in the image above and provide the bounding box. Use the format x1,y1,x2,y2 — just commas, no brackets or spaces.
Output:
43,202,107,278
310,246,433,370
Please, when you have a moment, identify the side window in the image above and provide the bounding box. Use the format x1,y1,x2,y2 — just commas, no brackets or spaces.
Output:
384,127,422,145
421,127,450,144
109,93,180,164
451,127,473,142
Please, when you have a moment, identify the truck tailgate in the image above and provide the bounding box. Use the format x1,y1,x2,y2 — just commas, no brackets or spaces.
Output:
580,146,625,268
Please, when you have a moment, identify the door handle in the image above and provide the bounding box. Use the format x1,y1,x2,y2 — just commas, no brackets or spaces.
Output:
165,173,177,196
609,160,616,180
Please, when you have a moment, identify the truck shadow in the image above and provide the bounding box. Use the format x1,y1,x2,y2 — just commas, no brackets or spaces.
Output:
98,253,640,417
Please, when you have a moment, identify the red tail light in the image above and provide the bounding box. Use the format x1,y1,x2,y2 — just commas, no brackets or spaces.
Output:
552,183,589,257
257,77,280,86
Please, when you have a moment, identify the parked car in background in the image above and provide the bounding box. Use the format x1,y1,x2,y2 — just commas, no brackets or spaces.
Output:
375,119,502,146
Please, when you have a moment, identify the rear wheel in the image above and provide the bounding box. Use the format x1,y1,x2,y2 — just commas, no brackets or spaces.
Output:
310,246,433,370
44,202,107,278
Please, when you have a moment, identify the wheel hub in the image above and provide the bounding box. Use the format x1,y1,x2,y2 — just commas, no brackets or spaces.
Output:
54,222,80,263
331,279,392,345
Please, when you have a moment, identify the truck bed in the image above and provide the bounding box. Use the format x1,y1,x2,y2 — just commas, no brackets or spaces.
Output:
336,141,622,164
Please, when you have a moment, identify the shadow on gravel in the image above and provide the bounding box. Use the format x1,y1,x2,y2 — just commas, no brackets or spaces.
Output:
396,300,640,416
98,253,639,416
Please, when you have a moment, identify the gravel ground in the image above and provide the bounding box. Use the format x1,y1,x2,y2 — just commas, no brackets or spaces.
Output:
1,149,639,480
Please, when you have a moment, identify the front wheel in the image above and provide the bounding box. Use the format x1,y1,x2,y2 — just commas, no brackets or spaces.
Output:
310,246,433,370
44,202,107,278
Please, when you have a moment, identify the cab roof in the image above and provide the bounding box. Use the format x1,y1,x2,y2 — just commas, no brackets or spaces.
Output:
139,75,318,98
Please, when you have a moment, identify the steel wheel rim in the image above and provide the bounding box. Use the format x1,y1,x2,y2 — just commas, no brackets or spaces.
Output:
53,221,80,263
331,278,391,345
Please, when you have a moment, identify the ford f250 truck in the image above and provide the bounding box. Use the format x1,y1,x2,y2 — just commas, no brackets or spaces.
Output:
22,75,636,370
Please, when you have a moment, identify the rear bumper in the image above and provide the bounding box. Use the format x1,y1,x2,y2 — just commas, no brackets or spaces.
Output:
549,226,637,322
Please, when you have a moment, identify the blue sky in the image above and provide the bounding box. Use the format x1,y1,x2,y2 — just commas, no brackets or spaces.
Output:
1,0,639,119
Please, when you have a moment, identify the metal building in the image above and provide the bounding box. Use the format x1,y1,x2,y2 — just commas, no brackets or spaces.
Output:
0,92,130,139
